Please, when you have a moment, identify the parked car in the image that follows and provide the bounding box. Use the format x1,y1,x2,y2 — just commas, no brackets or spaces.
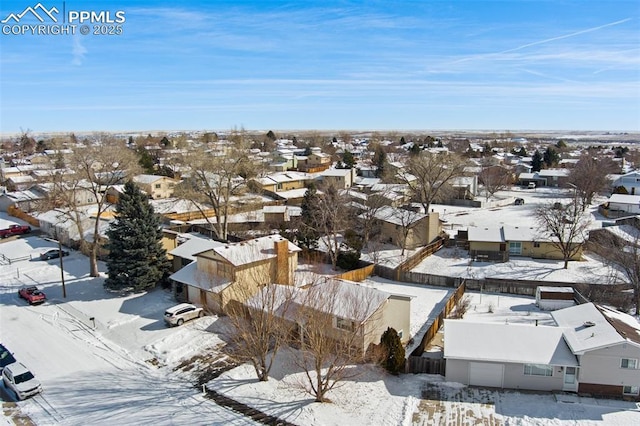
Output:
0,225,31,239
2,362,42,400
39,248,69,260
164,303,204,326
527,182,536,189
0,344,17,373
18,286,46,305
514,198,525,205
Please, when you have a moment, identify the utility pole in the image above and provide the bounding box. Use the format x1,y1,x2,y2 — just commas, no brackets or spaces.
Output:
58,238,66,298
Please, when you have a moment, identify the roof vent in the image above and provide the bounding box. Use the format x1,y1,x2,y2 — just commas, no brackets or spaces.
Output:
584,321,596,327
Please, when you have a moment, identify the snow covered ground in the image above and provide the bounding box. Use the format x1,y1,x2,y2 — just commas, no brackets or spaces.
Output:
1,213,639,425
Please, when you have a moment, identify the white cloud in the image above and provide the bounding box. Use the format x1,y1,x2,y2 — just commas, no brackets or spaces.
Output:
72,36,87,66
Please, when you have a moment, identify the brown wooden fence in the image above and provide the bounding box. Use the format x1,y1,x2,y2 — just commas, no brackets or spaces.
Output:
7,206,40,227
405,281,466,374
397,237,445,274
335,264,375,282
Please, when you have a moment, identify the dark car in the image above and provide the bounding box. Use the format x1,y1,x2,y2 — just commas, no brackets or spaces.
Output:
514,198,525,205
0,344,17,373
18,286,46,305
39,249,69,260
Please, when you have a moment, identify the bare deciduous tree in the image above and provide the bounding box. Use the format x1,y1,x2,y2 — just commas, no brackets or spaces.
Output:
478,160,513,202
40,136,141,277
292,278,385,403
226,282,296,382
174,140,256,241
402,151,467,213
568,154,618,210
536,200,591,269
590,224,640,314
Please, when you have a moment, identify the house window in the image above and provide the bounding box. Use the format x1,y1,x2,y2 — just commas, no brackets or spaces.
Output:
623,385,640,395
216,262,233,279
336,317,355,331
524,364,553,377
155,184,161,189
509,241,522,255
533,241,540,248
621,358,638,369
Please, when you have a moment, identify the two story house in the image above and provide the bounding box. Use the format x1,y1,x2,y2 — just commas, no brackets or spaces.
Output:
169,235,301,313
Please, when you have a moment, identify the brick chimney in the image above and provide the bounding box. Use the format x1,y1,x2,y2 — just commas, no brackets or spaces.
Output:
274,239,290,285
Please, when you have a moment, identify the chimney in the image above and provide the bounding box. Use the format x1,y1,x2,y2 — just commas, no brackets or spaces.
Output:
274,239,290,285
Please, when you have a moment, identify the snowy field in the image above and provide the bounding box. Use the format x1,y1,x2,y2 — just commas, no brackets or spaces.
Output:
1,213,639,425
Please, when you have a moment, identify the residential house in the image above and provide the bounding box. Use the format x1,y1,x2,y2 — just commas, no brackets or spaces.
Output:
466,225,583,262
445,303,640,400
298,149,332,172
0,188,46,213
169,235,301,313
132,174,178,199
445,320,579,391
253,278,412,356
320,168,356,189
371,206,441,250
517,169,570,188
605,194,640,216
612,171,640,195
257,172,313,193
552,303,640,399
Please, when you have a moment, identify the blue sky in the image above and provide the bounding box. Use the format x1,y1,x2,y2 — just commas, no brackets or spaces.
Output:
1,0,639,134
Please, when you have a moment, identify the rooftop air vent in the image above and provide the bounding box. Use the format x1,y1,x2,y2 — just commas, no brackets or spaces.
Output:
584,321,596,327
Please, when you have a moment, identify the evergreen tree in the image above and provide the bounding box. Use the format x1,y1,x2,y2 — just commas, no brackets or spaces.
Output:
409,142,421,156
380,327,405,375
104,181,170,292
342,150,355,168
373,144,387,178
296,185,320,250
531,150,543,172
543,146,559,167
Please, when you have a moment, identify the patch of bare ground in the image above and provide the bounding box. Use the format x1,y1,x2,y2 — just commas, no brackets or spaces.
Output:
3,401,35,426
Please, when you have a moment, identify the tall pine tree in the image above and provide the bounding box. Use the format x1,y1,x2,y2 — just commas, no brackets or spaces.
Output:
104,181,170,292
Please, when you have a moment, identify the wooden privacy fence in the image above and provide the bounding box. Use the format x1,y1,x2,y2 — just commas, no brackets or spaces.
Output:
334,264,375,282
397,237,444,274
410,281,466,356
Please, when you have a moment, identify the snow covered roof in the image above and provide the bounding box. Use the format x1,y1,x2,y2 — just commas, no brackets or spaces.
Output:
539,169,569,177
133,174,167,184
169,261,231,293
371,206,427,226
502,225,538,242
206,235,301,267
551,303,631,354
169,235,225,261
467,227,503,243
444,320,578,366
321,168,352,177
609,194,640,205
293,279,391,323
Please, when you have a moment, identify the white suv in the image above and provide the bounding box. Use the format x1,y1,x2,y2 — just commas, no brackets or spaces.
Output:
2,362,42,400
164,303,204,326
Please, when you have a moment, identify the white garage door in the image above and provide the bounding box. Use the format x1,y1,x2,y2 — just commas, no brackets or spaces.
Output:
469,362,504,388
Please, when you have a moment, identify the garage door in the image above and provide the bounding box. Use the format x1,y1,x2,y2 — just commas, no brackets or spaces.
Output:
469,362,504,388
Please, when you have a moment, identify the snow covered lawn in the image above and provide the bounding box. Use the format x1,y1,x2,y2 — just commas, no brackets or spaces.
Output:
1,219,638,425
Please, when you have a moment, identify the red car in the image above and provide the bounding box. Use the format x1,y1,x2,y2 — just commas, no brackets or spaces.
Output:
18,286,46,305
